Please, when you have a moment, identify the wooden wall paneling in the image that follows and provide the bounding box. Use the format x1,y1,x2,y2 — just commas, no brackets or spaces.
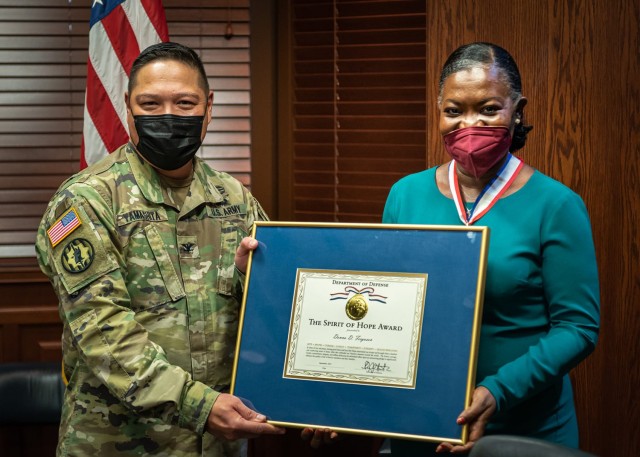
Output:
545,1,597,187
425,1,550,171
614,0,640,447
0,321,62,363
0,264,61,363
540,1,640,455
577,1,640,455
0,324,19,362
475,2,549,177
425,1,475,169
19,324,62,361
546,2,606,454
423,1,640,455
247,0,278,216
275,0,295,221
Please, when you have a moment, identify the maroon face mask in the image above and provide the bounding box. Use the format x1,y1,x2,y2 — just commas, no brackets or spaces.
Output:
443,126,512,178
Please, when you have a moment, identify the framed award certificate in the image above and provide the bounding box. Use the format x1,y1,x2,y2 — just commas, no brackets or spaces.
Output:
230,222,489,444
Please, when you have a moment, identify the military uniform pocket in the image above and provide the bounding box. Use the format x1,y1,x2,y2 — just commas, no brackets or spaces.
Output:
125,225,186,310
216,221,244,296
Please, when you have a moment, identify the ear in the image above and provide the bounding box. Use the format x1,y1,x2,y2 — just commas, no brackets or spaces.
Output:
124,92,137,143
125,92,135,119
205,89,214,126
515,96,528,116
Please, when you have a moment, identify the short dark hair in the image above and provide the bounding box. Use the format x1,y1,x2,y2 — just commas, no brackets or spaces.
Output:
128,42,210,95
439,42,532,152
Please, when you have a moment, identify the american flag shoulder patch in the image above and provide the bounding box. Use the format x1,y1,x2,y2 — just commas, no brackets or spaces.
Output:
47,207,82,248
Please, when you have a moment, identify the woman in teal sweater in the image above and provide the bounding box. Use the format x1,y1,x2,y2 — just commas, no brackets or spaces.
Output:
383,43,600,455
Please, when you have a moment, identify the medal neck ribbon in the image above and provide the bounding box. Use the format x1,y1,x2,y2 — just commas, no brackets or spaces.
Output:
448,153,524,225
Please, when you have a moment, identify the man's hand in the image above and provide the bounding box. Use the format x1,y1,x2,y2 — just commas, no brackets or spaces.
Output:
234,237,258,275
435,386,496,454
206,393,285,441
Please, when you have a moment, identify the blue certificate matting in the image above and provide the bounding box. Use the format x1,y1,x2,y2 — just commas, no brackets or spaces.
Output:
231,222,488,444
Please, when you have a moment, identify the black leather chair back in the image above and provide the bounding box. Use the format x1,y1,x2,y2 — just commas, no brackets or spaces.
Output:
470,435,598,457
0,362,65,425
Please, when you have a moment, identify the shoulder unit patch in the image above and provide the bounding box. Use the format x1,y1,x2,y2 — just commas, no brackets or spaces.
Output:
60,238,94,274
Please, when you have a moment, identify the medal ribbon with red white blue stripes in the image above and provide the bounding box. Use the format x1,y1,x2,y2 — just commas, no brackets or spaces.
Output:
449,153,524,225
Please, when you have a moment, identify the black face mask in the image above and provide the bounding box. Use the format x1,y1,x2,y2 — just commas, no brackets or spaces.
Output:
133,114,204,170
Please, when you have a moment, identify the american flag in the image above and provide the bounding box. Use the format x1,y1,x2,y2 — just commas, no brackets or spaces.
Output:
47,208,82,248
81,0,169,168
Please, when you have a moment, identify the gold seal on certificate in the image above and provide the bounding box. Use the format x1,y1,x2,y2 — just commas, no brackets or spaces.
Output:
345,293,368,320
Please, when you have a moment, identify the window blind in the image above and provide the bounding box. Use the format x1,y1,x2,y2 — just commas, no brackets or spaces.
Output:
0,0,252,258
291,0,426,222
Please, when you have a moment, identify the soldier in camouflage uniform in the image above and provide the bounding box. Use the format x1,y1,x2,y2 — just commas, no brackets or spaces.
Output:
35,42,284,456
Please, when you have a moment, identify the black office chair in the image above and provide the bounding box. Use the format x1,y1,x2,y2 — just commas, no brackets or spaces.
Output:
0,361,65,425
469,435,598,457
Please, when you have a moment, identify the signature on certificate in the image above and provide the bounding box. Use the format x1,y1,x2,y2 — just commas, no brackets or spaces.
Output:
362,361,391,374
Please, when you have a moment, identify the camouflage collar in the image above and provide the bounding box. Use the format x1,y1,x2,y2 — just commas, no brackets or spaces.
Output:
125,143,165,204
125,143,225,207
192,161,226,205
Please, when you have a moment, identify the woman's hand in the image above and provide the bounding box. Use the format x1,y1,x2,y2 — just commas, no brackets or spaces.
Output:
300,428,339,449
436,386,496,454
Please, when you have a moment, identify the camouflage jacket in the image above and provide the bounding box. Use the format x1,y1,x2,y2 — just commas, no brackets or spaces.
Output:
35,144,267,456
